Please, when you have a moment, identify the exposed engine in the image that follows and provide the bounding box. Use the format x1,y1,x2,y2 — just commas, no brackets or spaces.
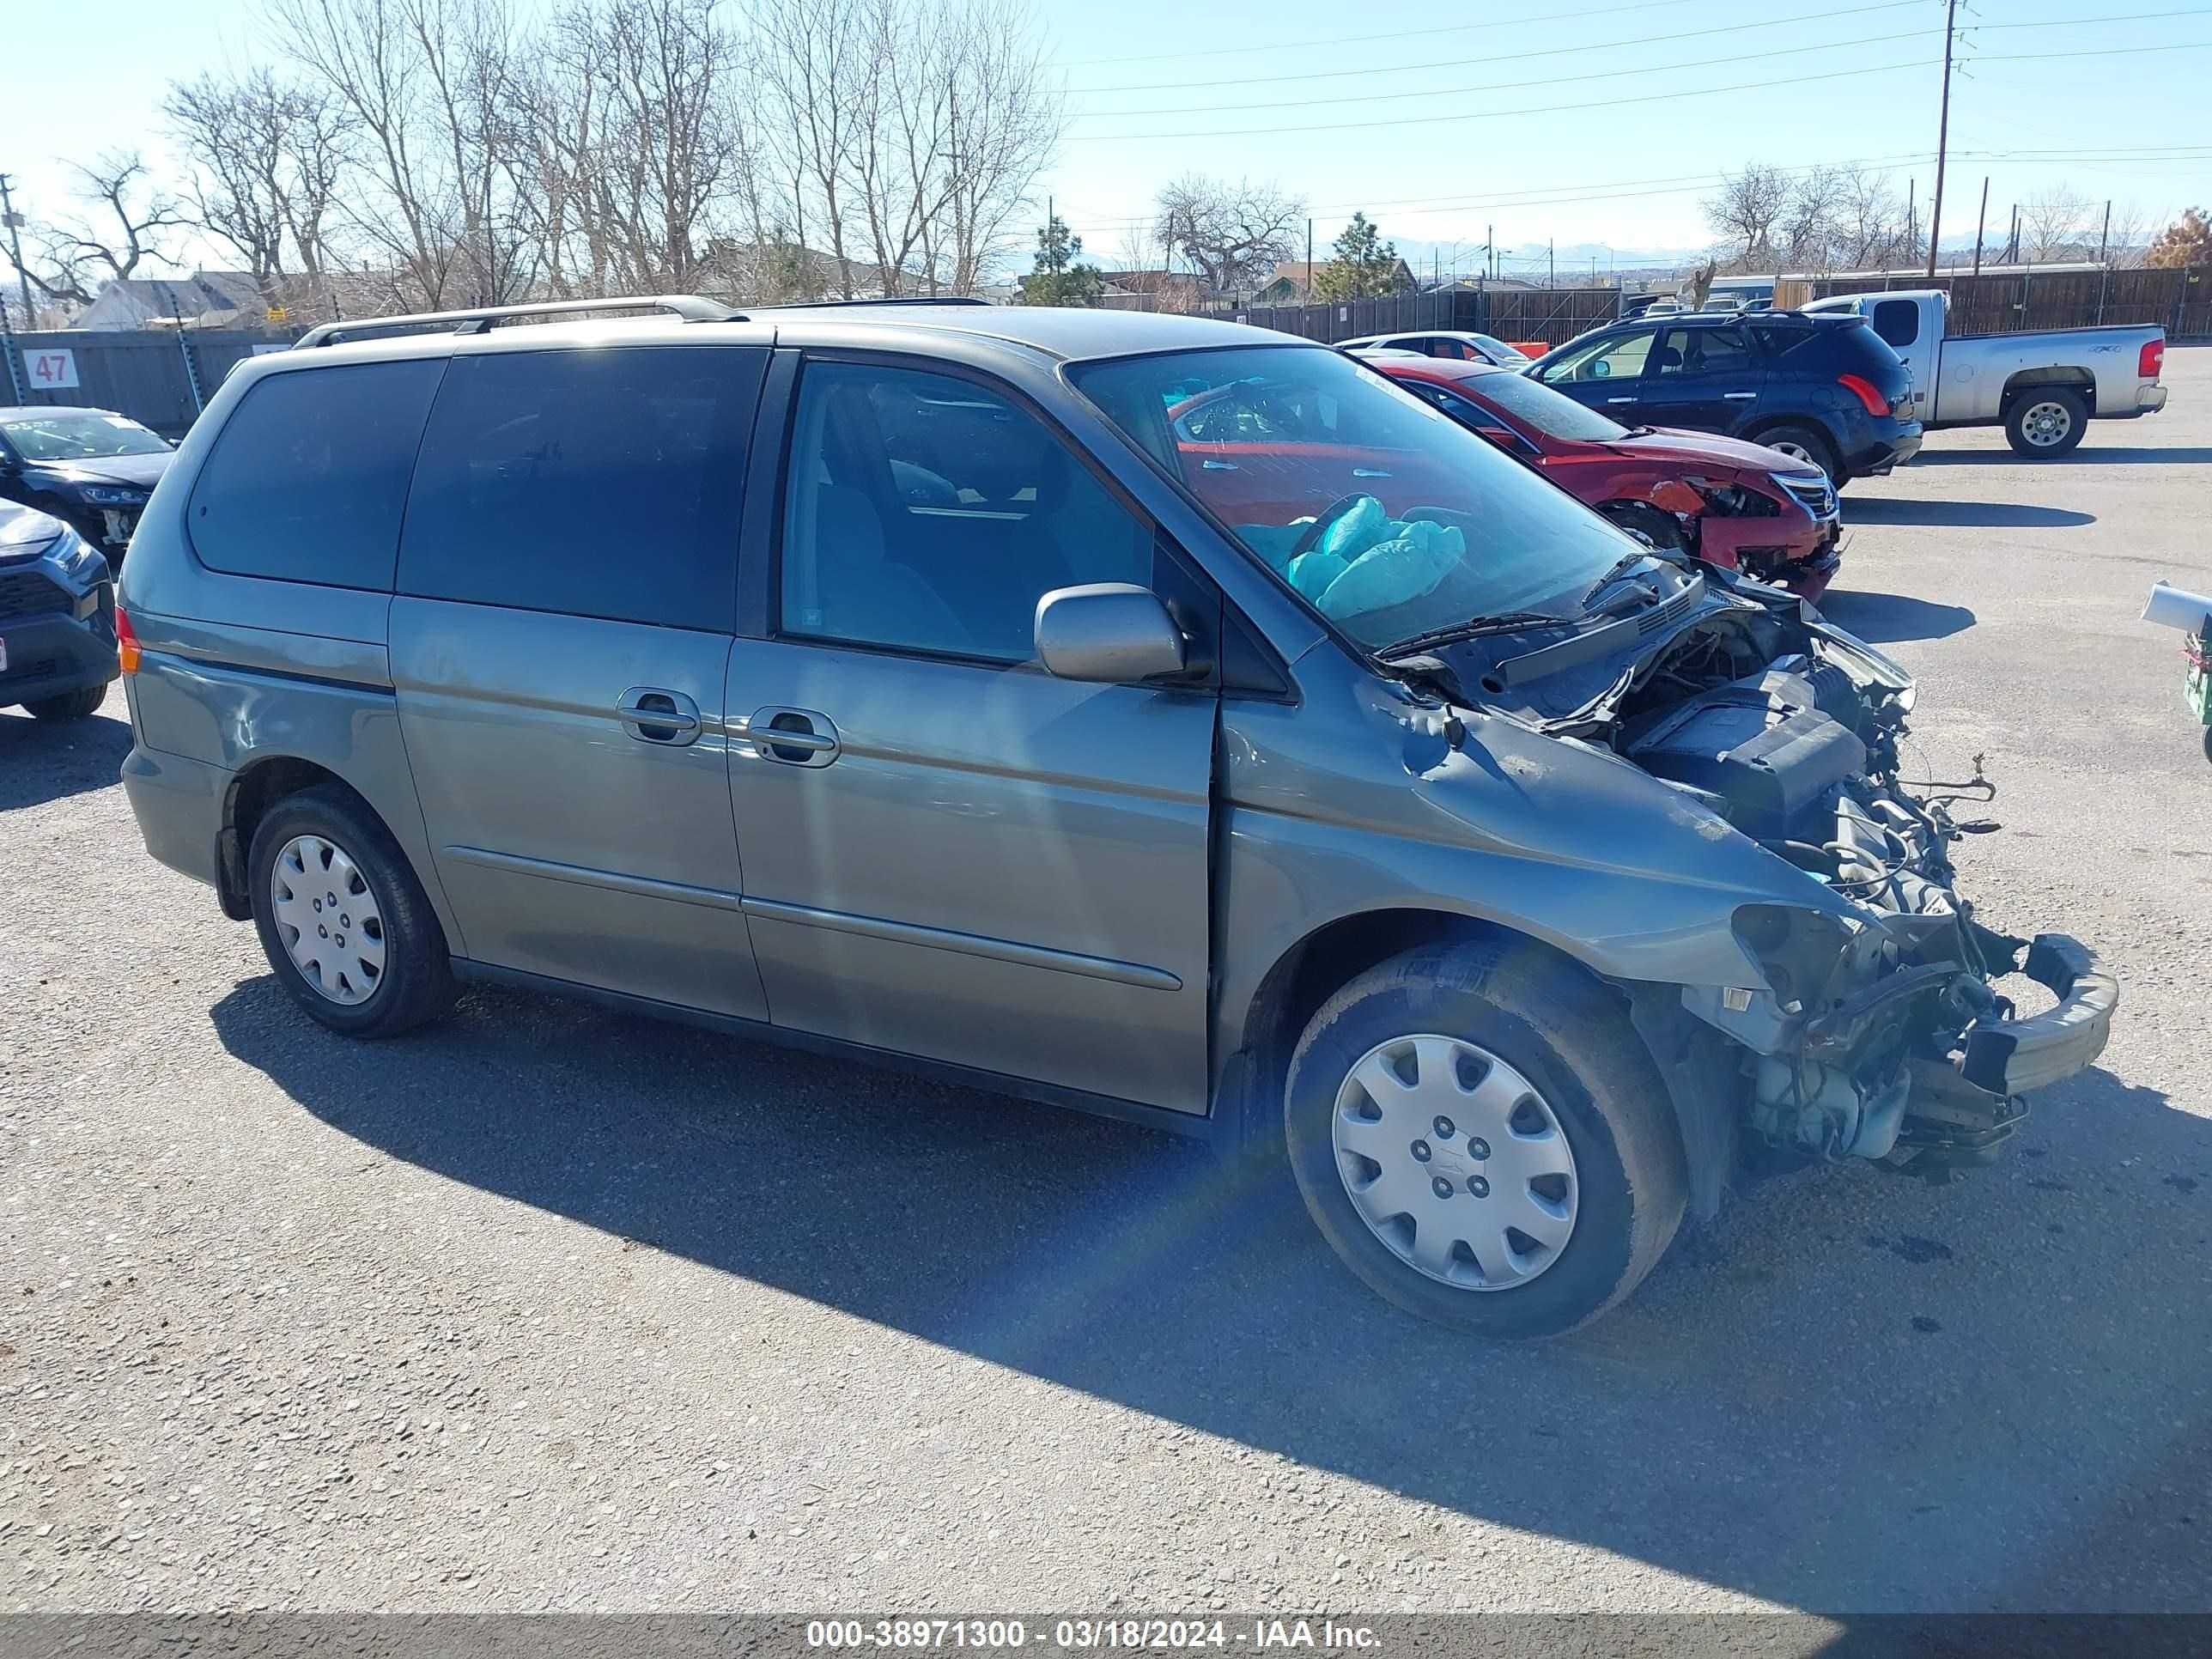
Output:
1586,594,2101,1177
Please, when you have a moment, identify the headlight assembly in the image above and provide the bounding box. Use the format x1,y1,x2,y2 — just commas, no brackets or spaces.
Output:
76,484,149,507
1732,902,1857,1011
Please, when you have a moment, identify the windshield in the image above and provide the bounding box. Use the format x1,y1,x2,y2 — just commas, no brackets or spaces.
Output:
1067,346,1632,651
1470,372,1632,442
3,411,172,461
1470,334,1528,362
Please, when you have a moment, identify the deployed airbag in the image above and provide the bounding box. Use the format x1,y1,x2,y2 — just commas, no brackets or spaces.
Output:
1240,495,1466,622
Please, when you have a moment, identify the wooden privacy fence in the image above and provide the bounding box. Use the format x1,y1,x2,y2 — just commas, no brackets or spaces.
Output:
1779,265,2211,339
1218,287,1626,350
0,329,289,439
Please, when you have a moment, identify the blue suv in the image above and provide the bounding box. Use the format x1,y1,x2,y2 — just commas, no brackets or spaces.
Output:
1526,310,1922,485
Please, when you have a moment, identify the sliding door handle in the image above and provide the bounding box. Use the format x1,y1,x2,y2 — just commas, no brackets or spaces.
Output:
742,706,842,768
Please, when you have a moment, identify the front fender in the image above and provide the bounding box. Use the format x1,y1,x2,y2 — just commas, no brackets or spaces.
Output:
1214,673,1848,1083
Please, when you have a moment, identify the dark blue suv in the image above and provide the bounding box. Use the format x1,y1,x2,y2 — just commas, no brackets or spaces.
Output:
1525,311,1922,486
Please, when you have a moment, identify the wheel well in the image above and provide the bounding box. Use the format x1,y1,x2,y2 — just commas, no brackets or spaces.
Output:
1233,909,1589,1142
2002,368,2094,413
216,757,370,920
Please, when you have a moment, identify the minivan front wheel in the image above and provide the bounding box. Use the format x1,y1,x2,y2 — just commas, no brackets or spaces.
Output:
1285,939,1686,1339
247,787,455,1036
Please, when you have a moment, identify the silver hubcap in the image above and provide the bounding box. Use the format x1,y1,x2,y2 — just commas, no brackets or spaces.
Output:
1331,1034,1578,1291
1772,440,1823,474
270,835,386,1006
2021,399,2073,447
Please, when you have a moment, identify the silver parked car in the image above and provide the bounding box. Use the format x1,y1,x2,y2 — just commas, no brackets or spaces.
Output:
114,296,2116,1338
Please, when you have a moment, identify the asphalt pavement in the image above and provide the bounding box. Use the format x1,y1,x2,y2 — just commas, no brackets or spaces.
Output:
3,350,2209,1618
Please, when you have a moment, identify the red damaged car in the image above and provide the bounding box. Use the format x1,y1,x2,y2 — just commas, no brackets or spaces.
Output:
1361,352,1844,598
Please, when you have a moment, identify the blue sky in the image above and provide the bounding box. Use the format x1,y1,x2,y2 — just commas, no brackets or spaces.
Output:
3,0,2207,282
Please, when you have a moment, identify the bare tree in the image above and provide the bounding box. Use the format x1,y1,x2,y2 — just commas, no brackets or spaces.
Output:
1833,165,1911,270
2021,186,2095,262
753,0,871,296
166,69,351,307
1153,174,1302,296
12,155,188,307
281,0,533,308
1701,163,1790,269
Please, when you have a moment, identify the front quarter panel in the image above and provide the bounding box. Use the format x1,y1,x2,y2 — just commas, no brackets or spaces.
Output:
1214,647,1850,1080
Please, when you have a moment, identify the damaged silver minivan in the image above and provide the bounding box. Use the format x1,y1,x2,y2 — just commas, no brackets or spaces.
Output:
115,298,2116,1337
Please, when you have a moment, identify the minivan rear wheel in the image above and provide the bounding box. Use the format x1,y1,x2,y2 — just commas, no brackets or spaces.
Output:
247,786,455,1037
1284,939,1686,1339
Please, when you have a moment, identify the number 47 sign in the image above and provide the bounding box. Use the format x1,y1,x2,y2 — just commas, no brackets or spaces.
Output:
23,348,79,389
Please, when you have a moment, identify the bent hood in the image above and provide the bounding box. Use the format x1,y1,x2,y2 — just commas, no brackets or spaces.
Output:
1609,427,1815,477
27,452,175,491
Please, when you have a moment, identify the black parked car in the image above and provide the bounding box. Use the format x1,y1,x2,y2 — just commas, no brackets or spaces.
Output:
0,405,178,566
1522,311,1921,486
0,498,119,721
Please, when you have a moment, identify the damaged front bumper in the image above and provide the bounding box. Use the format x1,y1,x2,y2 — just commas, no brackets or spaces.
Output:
1747,931,2118,1175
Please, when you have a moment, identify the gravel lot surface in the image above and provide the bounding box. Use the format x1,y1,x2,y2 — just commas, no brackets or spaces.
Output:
4,350,2209,1618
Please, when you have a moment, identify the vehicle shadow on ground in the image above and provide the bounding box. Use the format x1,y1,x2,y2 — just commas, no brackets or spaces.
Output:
1843,498,2094,529
1816,590,1977,643
210,978,2212,1612
0,703,131,811
1909,447,2212,468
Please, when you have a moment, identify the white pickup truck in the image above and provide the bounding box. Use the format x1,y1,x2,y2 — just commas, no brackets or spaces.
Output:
1799,289,2167,457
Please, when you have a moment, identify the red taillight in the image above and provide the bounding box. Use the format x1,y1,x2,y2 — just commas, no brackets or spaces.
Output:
115,604,141,675
1837,373,1890,417
2139,338,2165,380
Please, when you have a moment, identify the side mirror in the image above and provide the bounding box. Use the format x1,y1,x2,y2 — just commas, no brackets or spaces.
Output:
1035,583,1188,684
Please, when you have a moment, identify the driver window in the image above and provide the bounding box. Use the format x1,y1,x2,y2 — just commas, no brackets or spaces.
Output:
1539,330,1653,383
780,361,1154,664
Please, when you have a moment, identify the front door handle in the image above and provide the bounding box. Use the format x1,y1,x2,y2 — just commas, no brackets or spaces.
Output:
617,686,702,745
1606,397,1638,405
1724,390,1759,400
1200,459,1239,471
1352,467,1393,478
743,706,841,768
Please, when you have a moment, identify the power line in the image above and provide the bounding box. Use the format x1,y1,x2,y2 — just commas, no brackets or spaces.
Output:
1069,30,1932,121
1066,37,2212,144
1067,57,1930,143
1051,0,1705,70
1065,0,1921,96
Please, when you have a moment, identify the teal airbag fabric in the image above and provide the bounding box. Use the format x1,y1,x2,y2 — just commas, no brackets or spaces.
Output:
1237,495,1466,618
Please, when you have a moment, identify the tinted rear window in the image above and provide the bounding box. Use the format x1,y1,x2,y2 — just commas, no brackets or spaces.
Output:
188,360,444,590
1870,298,1919,348
397,345,765,630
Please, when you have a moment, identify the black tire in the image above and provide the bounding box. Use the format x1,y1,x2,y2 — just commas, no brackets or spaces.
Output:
2004,386,2088,457
1599,501,1686,552
246,784,455,1037
1753,422,1844,486
23,685,106,721
1284,937,1688,1339
2202,724,2212,768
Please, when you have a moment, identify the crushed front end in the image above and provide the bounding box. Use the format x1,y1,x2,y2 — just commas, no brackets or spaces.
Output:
1593,584,2117,1180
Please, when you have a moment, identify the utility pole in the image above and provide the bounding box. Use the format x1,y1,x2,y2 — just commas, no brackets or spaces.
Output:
1927,0,1958,277
2097,199,2112,264
1906,178,1917,267
1548,237,1555,289
1972,176,1990,275
0,173,34,328
1305,219,1314,296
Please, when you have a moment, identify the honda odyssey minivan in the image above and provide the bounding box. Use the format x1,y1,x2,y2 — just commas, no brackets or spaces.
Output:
115,297,2114,1338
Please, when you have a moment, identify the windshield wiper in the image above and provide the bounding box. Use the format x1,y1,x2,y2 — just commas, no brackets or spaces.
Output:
1376,612,1572,659
1577,550,1654,606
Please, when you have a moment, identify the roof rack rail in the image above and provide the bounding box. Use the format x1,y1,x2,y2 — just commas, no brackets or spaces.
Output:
773,295,991,309
294,294,737,350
